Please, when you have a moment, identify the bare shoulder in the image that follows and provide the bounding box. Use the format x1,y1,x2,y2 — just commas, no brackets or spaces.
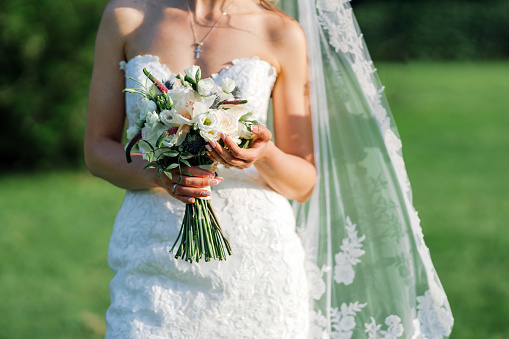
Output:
99,0,147,39
264,12,307,73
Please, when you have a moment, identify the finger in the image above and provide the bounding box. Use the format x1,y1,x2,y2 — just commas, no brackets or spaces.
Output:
205,146,224,164
220,133,248,160
250,125,272,141
173,184,212,199
181,166,216,178
177,175,222,188
209,140,235,163
209,142,246,168
164,184,196,204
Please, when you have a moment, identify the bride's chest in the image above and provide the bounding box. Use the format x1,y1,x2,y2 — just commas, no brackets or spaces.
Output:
124,11,278,78
122,55,278,125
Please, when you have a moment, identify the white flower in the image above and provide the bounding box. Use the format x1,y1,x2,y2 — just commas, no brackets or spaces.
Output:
140,122,167,152
215,110,241,143
200,129,221,142
184,65,201,80
126,125,140,140
160,109,181,127
221,77,236,93
145,111,159,129
197,112,219,132
225,105,249,119
238,122,253,139
137,98,157,115
197,78,215,96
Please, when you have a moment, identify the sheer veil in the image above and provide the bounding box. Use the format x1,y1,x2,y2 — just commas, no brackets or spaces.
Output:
277,0,454,337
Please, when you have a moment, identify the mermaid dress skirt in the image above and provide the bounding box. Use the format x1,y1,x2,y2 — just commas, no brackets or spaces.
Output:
105,55,309,338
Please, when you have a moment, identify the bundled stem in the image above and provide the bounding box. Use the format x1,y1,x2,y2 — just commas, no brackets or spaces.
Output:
170,198,231,262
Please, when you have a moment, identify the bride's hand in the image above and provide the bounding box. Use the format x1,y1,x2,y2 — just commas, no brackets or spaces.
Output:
205,125,272,169
158,166,223,204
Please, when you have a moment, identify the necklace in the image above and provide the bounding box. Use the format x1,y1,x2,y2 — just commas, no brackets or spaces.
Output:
186,0,235,59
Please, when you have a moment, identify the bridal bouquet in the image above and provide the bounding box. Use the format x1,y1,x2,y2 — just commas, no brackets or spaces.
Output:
124,65,261,263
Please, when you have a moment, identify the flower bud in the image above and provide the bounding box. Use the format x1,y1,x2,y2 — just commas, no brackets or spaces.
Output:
221,77,236,93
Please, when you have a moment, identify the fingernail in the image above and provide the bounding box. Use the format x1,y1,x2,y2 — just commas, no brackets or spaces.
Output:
252,125,259,132
216,177,224,181
209,179,219,185
201,190,210,196
210,141,216,148
209,172,215,177
220,132,226,139
205,145,212,152
188,198,194,203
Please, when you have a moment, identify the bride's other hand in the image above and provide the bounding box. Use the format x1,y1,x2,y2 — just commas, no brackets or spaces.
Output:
159,166,223,204
204,126,272,169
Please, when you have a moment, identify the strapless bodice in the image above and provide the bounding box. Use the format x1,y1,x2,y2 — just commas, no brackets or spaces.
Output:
120,54,277,128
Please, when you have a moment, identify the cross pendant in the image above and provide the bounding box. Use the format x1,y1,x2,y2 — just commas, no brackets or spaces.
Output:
194,45,202,59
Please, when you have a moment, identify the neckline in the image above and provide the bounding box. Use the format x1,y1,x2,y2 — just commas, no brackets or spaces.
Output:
123,54,278,79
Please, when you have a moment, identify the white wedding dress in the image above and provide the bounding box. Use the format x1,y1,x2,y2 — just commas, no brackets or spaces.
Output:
106,55,309,338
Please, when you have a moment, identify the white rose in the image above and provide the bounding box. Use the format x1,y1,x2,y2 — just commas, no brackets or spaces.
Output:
216,110,240,137
184,65,201,80
197,78,215,96
221,77,236,93
197,113,219,132
159,109,181,127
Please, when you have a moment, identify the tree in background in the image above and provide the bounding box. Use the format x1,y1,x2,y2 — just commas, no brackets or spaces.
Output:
0,0,507,171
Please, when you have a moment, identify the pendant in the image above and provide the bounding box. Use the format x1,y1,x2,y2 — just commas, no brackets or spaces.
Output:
194,43,203,59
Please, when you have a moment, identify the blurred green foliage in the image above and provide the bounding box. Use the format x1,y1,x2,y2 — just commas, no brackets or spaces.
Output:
0,0,507,171
0,0,105,171
354,1,509,61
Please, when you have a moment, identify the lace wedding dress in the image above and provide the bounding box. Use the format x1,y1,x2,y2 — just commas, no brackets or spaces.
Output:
106,55,309,338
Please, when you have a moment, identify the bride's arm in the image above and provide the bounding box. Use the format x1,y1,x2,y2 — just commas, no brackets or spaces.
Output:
84,3,218,204
205,20,316,203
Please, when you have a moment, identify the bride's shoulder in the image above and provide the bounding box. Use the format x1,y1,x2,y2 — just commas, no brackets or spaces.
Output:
264,12,307,70
99,0,147,37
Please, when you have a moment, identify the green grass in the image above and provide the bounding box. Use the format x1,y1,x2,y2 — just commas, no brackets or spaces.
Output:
378,62,509,339
1,62,508,338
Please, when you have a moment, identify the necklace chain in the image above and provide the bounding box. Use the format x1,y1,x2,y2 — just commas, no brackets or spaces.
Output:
186,0,235,59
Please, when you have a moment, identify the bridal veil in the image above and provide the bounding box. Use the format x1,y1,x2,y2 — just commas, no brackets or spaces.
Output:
278,0,454,337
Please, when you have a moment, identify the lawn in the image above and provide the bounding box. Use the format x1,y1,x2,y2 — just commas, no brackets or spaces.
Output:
0,62,508,338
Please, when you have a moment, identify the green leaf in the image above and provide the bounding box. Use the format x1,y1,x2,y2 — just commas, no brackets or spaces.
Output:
180,154,194,160
182,170,192,177
157,167,162,178
143,163,158,170
163,170,173,179
239,112,253,121
180,151,193,158
180,158,191,167
165,150,179,157
166,163,179,170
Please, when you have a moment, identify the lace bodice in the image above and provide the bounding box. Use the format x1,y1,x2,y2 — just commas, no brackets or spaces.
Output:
107,55,309,338
120,54,277,128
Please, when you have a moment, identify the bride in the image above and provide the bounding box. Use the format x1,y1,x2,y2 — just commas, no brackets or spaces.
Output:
85,0,454,337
